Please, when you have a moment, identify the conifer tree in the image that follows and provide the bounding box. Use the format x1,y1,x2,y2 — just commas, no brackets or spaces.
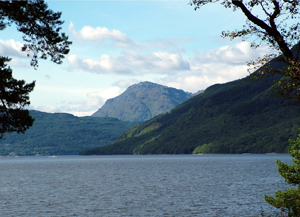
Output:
0,0,71,137
264,133,300,216
0,57,35,139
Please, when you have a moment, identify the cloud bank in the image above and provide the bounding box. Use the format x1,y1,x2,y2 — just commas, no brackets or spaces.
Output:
67,51,190,75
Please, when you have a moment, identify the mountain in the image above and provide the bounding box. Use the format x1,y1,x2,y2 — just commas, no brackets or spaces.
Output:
79,61,300,155
0,110,138,156
91,81,193,122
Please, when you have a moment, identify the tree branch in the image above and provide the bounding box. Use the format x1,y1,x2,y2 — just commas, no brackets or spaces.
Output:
231,0,296,63
259,1,271,17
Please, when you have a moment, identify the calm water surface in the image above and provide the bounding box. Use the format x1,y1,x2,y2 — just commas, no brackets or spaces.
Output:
0,154,292,216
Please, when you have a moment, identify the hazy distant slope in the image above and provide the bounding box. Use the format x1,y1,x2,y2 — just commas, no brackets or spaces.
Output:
0,110,138,156
80,60,300,155
91,81,193,122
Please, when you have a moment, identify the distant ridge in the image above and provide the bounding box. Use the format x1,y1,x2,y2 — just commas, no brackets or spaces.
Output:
91,81,193,122
80,58,300,155
0,110,138,156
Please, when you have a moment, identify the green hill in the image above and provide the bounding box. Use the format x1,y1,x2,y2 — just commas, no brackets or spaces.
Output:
0,110,138,156
91,81,193,122
79,63,300,155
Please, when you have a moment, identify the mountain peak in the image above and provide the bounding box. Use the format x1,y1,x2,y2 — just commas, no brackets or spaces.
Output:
91,81,193,122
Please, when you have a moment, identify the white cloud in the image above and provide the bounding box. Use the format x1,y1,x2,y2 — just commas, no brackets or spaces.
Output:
159,42,272,93
69,22,191,52
35,105,61,113
68,38,267,77
161,64,249,93
67,51,190,75
0,39,35,68
69,22,134,47
112,78,139,88
66,41,271,95
68,23,197,76
0,39,26,58
67,53,132,74
33,104,95,117
86,86,123,105
37,41,273,116
193,42,271,65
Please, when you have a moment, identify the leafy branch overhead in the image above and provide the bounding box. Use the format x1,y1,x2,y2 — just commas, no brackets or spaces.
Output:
0,0,72,68
190,0,300,104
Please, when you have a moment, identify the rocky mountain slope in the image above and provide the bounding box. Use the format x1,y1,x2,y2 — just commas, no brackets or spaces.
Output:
91,81,193,122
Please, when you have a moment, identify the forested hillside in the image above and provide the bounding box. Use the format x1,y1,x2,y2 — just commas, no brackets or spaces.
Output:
0,111,138,156
80,61,300,155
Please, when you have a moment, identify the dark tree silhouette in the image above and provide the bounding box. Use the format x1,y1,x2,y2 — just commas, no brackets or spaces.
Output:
0,0,71,138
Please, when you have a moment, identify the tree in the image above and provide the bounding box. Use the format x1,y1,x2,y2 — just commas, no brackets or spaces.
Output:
0,0,71,138
0,0,71,68
190,0,300,104
189,0,300,215
0,57,34,139
264,133,300,216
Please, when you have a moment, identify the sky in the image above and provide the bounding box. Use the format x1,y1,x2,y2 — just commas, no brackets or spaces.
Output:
2,0,271,117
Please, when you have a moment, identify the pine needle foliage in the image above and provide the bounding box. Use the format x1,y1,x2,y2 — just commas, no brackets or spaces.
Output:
265,132,300,217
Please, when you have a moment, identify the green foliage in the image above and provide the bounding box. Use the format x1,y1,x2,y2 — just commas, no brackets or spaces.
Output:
0,1,71,138
137,123,161,137
190,0,300,105
0,57,35,139
192,143,214,154
80,58,300,155
0,110,138,156
0,0,71,68
133,135,161,155
192,145,202,154
265,132,300,216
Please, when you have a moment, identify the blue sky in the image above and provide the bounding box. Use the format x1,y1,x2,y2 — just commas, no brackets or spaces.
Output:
2,0,270,116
